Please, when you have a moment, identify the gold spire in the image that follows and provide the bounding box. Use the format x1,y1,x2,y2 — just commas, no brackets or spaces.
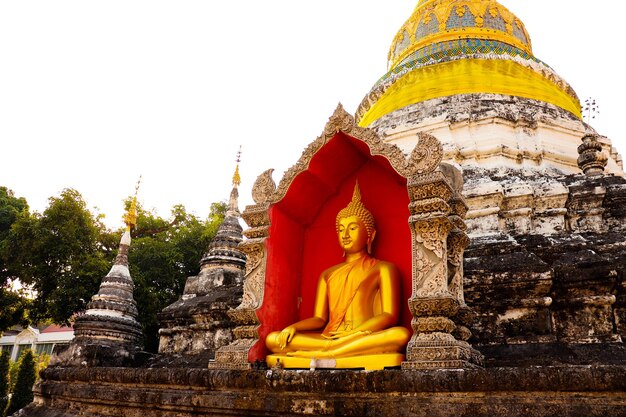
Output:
232,146,242,187
123,176,141,231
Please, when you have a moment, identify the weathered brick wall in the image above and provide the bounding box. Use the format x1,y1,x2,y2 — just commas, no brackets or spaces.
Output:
17,366,626,417
464,173,626,366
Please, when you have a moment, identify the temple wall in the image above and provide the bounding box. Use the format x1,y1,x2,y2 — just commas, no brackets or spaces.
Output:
18,173,626,417
19,366,626,417
461,173,626,365
461,171,626,237
15,108,626,417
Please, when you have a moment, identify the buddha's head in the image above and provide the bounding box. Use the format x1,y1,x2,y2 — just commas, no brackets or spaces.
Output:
336,182,376,254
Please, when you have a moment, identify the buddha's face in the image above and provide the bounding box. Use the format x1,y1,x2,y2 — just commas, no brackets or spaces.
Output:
337,215,369,254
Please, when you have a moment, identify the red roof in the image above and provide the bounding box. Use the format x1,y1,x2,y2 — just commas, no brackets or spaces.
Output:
40,324,73,333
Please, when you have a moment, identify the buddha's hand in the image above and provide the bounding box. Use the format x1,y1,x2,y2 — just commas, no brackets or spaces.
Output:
324,330,372,340
277,326,297,350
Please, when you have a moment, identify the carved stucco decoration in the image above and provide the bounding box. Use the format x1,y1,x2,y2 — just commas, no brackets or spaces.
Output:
408,132,444,175
447,231,470,305
410,198,451,217
408,172,454,202
413,217,453,259
403,143,483,369
236,239,267,313
413,247,436,297
415,317,456,334
242,203,271,240
414,255,449,300
267,104,443,205
251,169,276,205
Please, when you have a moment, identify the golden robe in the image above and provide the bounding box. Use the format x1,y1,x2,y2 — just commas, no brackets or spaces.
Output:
322,254,379,336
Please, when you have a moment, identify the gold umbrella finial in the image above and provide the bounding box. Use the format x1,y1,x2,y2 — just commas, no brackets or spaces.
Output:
123,175,141,231
232,146,242,187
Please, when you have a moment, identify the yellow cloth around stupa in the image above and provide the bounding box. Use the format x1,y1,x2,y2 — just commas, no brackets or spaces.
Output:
356,0,581,127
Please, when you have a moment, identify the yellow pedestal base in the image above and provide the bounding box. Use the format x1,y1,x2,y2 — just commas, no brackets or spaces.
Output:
266,353,404,371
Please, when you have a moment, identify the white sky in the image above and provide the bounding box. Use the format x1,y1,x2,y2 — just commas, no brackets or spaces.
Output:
1,1,624,228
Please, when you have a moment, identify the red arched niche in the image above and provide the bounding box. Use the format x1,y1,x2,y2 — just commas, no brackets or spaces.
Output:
250,132,412,362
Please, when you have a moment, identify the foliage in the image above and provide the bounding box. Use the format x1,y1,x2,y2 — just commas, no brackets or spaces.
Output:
6,350,36,415
1,185,227,354
0,350,9,417
8,359,18,394
0,188,31,332
129,201,226,352
34,354,49,382
0,290,30,334
0,187,28,243
4,352,48,396
2,189,115,325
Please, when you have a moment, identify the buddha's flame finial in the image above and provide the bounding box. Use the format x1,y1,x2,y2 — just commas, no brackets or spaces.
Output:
336,181,376,239
352,181,362,203
232,146,242,188
123,175,141,232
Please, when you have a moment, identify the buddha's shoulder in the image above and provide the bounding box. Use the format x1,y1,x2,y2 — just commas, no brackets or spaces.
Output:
370,259,399,273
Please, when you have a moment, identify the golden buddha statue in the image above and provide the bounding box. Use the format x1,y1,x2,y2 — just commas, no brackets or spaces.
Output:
266,183,410,370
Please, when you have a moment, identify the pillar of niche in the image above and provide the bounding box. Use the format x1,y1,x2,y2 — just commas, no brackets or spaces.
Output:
209,169,275,369
441,164,476,345
402,163,483,370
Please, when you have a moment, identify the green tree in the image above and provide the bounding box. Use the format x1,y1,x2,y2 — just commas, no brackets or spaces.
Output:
2,185,227,354
0,187,31,332
0,350,9,417
129,201,226,352
0,187,28,242
6,350,36,415
0,290,30,334
2,189,114,325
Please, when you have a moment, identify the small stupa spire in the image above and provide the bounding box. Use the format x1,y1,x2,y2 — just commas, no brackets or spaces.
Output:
161,151,248,356
199,147,246,271
232,146,242,188
227,147,242,217
63,179,144,365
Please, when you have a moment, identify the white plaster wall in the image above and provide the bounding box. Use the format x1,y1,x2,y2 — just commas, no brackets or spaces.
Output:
385,117,623,176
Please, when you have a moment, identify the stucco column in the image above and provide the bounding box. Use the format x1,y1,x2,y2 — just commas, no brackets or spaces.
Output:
402,170,483,369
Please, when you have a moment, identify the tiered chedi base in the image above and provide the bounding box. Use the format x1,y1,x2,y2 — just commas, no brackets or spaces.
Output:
158,187,246,358
54,234,143,367
157,280,243,360
367,94,623,177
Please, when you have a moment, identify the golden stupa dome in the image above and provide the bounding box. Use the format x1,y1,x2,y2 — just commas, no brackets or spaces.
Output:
388,0,531,69
356,0,580,127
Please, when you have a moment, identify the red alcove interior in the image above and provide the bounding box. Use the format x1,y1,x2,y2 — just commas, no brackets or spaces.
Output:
250,132,412,362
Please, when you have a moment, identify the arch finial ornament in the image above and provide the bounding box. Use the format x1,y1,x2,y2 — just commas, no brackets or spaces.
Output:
271,104,443,205
251,169,276,205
